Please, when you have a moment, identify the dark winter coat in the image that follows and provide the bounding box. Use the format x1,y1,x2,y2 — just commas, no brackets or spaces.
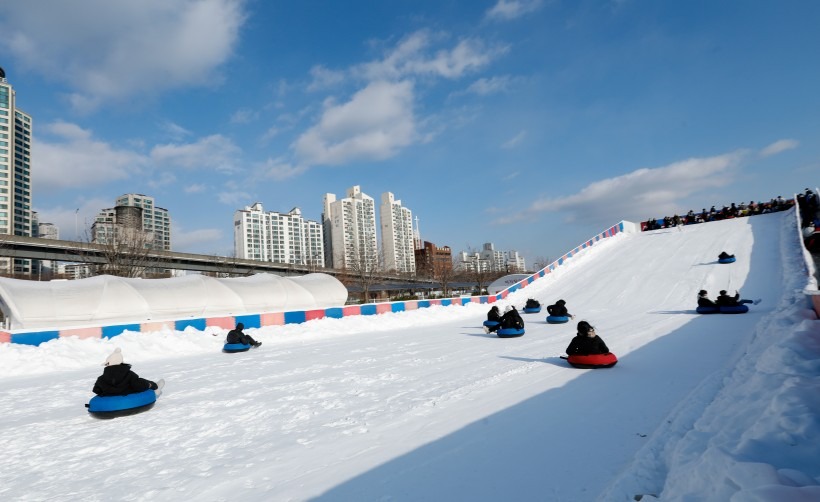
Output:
698,296,717,307
93,364,157,397
525,299,541,309
718,251,734,260
499,308,524,329
226,323,257,345
547,303,570,317
565,334,610,356
716,292,741,306
487,307,502,322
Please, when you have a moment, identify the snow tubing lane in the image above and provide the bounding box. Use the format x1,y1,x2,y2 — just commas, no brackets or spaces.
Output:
566,353,618,369
86,389,157,419
223,343,251,353
546,315,570,324
696,306,720,314
497,327,525,338
483,320,500,328
718,256,736,264
523,306,542,313
720,304,749,314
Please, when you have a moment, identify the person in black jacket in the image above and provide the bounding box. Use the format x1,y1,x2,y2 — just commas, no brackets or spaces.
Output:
565,321,610,356
484,305,503,334
226,322,261,347
718,251,735,260
697,290,717,307
716,290,754,306
546,299,574,318
93,348,164,397
524,298,541,309
499,306,524,330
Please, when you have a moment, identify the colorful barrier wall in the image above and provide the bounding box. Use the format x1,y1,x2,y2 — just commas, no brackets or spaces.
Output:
0,221,632,346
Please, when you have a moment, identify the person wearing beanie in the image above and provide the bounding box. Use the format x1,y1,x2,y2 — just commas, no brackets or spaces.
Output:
697,290,717,308
498,305,524,330
483,306,503,334
546,299,575,319
92,348,164,397
565,321,610,356
226,322,261,348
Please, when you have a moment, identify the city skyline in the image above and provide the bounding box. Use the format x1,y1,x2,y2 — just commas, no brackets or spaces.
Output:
1,1,817,267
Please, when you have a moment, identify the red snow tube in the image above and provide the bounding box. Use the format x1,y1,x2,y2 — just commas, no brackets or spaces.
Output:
566,353,618,369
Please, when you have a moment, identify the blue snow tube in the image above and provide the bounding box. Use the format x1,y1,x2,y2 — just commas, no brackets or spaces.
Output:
696,306,720,314
497,327,525,338
523,306,542,313
86,389,157,419
720,304,749,314
483,320,500,328
718,256,736,264
546,315,570,324
223,343,251,353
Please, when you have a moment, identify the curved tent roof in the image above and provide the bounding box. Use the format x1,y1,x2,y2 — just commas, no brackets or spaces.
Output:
0,273,348,330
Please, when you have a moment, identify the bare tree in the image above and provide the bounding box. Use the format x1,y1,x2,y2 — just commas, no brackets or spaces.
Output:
89,226,162,278
345,246,383,303
432,255,458,298
533,255,552,271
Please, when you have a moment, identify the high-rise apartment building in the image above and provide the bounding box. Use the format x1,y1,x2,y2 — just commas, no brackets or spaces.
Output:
115,194,171,250
322,186,378,271
234,203,324,266
457,242,526,273
379,192,415,274
0,67,34,274
92,194,170,251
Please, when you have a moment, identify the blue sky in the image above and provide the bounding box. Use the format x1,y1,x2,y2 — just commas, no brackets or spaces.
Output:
1,0,817,265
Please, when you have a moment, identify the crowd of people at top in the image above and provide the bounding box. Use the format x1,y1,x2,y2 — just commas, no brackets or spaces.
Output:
643,195,796,231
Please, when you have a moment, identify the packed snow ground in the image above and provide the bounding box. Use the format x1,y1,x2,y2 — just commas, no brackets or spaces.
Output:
1,211,819,501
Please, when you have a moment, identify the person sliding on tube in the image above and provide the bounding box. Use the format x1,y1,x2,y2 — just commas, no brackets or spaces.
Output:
716,290,754,307
483,306,503,334
547,299,575,319
499,306,524,330
697,290,717,308
565,321,610,356
227,322,262,348
93,348,164,397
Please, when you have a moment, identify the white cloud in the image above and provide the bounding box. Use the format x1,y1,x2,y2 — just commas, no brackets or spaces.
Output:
230,108,258,124
467,75,513,95
184,183,208,194
217,190,253,206
293,80,417,166
33,197,113,241
172,227,224,253
493,151,746,225
159,120,193,139
150,134,242,173
501,131,526,149
0,0,245,111
486,0,544,21
357,30,506,81
259,158,308,180
32,121,146,192
307,65,346,91
760,139,798,157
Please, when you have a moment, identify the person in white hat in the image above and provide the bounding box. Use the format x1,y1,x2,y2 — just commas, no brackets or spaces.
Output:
92,348,165,397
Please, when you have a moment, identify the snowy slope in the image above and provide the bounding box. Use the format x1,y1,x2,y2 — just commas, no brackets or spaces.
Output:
1,211,818,502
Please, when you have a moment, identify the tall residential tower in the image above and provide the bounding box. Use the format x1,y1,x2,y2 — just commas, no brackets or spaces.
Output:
0,67,34,274
322,186,378,271
379,192,415,274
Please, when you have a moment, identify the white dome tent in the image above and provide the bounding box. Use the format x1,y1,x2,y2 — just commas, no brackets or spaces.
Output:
0,273,348,331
